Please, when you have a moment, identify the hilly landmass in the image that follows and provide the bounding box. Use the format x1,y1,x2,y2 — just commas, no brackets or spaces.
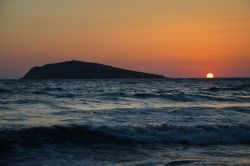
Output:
22,60,166,79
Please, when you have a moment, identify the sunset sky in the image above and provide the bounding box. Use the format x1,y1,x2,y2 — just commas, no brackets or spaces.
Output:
0,0,249,78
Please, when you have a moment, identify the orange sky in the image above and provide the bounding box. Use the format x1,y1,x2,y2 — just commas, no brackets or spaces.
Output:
0,0,249,78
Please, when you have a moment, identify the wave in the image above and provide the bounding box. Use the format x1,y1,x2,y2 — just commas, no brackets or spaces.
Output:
1,123,250,150
207,86,244,92
206,84,250,92
32,90,76,98
100,90,249,102
42,87,65,91
100,92,194,102
31,87,65,94
224,107,250,114
0,88,12,95
131,92,242,102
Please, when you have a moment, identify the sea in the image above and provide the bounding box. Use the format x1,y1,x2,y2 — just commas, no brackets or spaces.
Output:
0,78,250,166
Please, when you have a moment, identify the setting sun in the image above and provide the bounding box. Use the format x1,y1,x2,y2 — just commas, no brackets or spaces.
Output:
206,73,214,79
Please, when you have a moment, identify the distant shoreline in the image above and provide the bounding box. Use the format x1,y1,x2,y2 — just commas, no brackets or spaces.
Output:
0,77,249,80
22,60,166,79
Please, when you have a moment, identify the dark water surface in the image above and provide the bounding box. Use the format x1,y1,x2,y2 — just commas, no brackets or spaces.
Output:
0,79,250,165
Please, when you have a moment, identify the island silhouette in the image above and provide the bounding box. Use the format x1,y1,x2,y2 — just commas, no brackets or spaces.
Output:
22,60,165,79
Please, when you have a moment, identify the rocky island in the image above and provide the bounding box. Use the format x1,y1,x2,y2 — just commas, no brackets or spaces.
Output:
22,60,165,79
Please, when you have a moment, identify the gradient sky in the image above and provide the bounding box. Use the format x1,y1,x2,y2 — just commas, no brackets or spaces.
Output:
0,0,249,78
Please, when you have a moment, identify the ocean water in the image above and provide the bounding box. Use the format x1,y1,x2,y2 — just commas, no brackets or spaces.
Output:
0,78,250,166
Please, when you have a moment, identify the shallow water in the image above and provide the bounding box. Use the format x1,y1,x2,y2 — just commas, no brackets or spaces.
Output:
0,79,250,165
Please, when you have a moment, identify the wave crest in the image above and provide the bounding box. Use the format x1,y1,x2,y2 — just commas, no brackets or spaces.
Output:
1,123,250,150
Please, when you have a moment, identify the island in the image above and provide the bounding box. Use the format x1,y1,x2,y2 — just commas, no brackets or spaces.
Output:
22,60,166,79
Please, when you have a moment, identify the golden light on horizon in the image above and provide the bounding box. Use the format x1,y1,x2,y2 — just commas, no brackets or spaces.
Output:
206,73,214,79
0,0,250,78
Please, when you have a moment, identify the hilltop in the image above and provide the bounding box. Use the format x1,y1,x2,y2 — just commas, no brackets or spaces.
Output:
22,60,165,79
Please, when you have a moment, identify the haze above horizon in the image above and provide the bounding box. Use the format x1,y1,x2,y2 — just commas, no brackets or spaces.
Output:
0,0,249,79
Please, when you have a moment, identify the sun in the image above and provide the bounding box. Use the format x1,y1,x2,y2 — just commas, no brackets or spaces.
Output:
206,73,214,79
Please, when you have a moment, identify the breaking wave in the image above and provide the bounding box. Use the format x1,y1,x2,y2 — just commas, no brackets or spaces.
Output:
1,123,250,151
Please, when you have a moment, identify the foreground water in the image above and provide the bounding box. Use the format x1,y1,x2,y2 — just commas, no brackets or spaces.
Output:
0,78,250,165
